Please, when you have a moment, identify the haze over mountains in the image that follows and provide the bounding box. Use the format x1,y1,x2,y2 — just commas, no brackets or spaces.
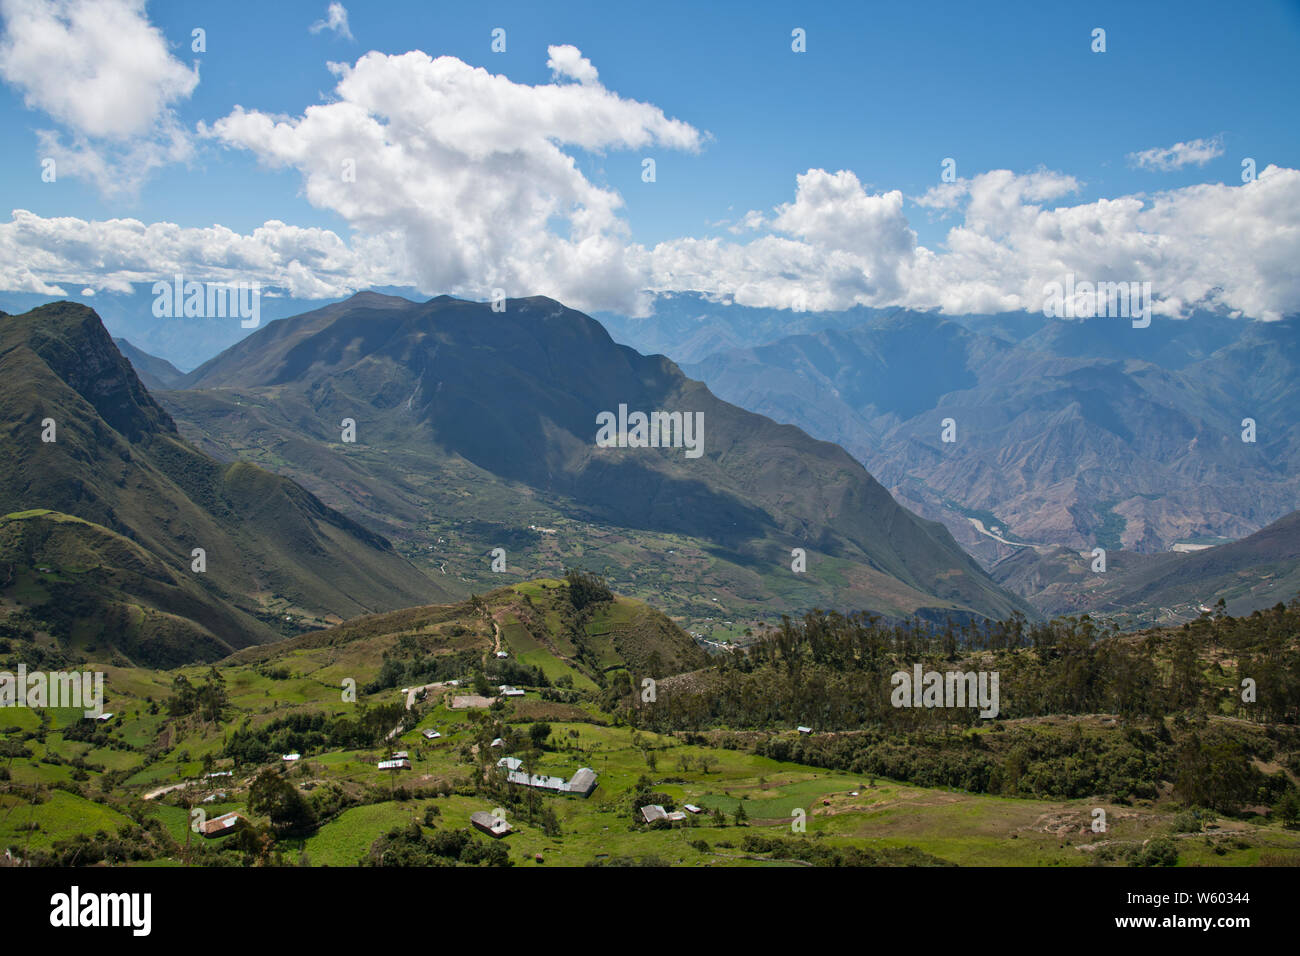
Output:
659,302,1298,570
15,287,1296,660
150,291,1030,634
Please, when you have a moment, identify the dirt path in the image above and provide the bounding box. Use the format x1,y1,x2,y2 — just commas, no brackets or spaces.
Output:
403,681,448,710
143,782,190,800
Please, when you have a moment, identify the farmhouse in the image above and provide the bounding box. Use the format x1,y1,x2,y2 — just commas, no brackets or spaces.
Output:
797,726,812,735
282,753,301,762
377,758,411,770
470,811,513,838
199,812,244,838
496,757,598,797
422,729,442,740
640,805,687,824
498,685,525,697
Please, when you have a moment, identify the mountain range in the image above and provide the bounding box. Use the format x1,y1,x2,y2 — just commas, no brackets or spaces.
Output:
149,291,1031,637
0,302,453,666
664,305,1298,567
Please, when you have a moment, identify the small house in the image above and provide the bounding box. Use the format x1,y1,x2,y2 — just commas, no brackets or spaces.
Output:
199,812,244,838
422,729,442,740
377,758,411,771
470,811,513,838
566,767,598,798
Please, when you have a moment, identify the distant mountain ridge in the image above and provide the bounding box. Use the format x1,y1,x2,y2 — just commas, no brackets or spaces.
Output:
158,291,1033,627
673,307,1299,564
991,510,1300,625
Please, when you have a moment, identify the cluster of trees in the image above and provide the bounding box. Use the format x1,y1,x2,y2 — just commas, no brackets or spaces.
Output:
247,768,318,838
362,822,511,867
223,703,405,764
565,568,613,611
732,833,949,867
167,669,228,722
625,601,1300,732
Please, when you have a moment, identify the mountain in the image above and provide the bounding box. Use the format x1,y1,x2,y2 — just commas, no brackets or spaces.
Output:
991,510,1300,626
157,291,1033,630
594,292,897,364
679,310,1300,566
115,337,186,391
0,302,453,666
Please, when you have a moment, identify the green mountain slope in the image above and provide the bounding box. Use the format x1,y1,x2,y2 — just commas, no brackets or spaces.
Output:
0,302,454,664
164,292,1032,630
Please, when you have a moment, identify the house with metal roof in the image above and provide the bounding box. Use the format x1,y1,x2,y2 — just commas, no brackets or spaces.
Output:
199,812,244,838
470,811,513,838
494,757,598,798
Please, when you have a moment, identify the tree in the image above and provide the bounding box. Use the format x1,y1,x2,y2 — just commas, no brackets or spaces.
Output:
565,568,613,611
1276,791,1300,829
248,768,317,838
529,722,552,750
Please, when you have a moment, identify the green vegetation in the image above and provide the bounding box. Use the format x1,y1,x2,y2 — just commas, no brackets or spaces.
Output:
2,579,1297,868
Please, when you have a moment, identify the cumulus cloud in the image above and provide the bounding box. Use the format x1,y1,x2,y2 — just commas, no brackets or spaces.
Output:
200,46,701,314
1128,136,1225,172
645,164,1300,320
546,43,598,85
3,38,1297,323
0,0,199,194
309,2,353,42
0,208,401,299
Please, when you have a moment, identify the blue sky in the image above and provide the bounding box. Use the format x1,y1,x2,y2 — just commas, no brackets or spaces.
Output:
1,0,1298,343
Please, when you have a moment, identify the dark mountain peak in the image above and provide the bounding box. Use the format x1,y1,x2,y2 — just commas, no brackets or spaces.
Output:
343,290,418,308
115,337,186,391
2,301,176,442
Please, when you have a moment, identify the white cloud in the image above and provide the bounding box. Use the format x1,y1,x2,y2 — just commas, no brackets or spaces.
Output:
0,0,199,195
645,164,1300,320
2,38,1296,323
309,3,353,42
7,163,1299,322
0,208,401,299
201,46,701,314
546,44,599,85
1128,136,1225,172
